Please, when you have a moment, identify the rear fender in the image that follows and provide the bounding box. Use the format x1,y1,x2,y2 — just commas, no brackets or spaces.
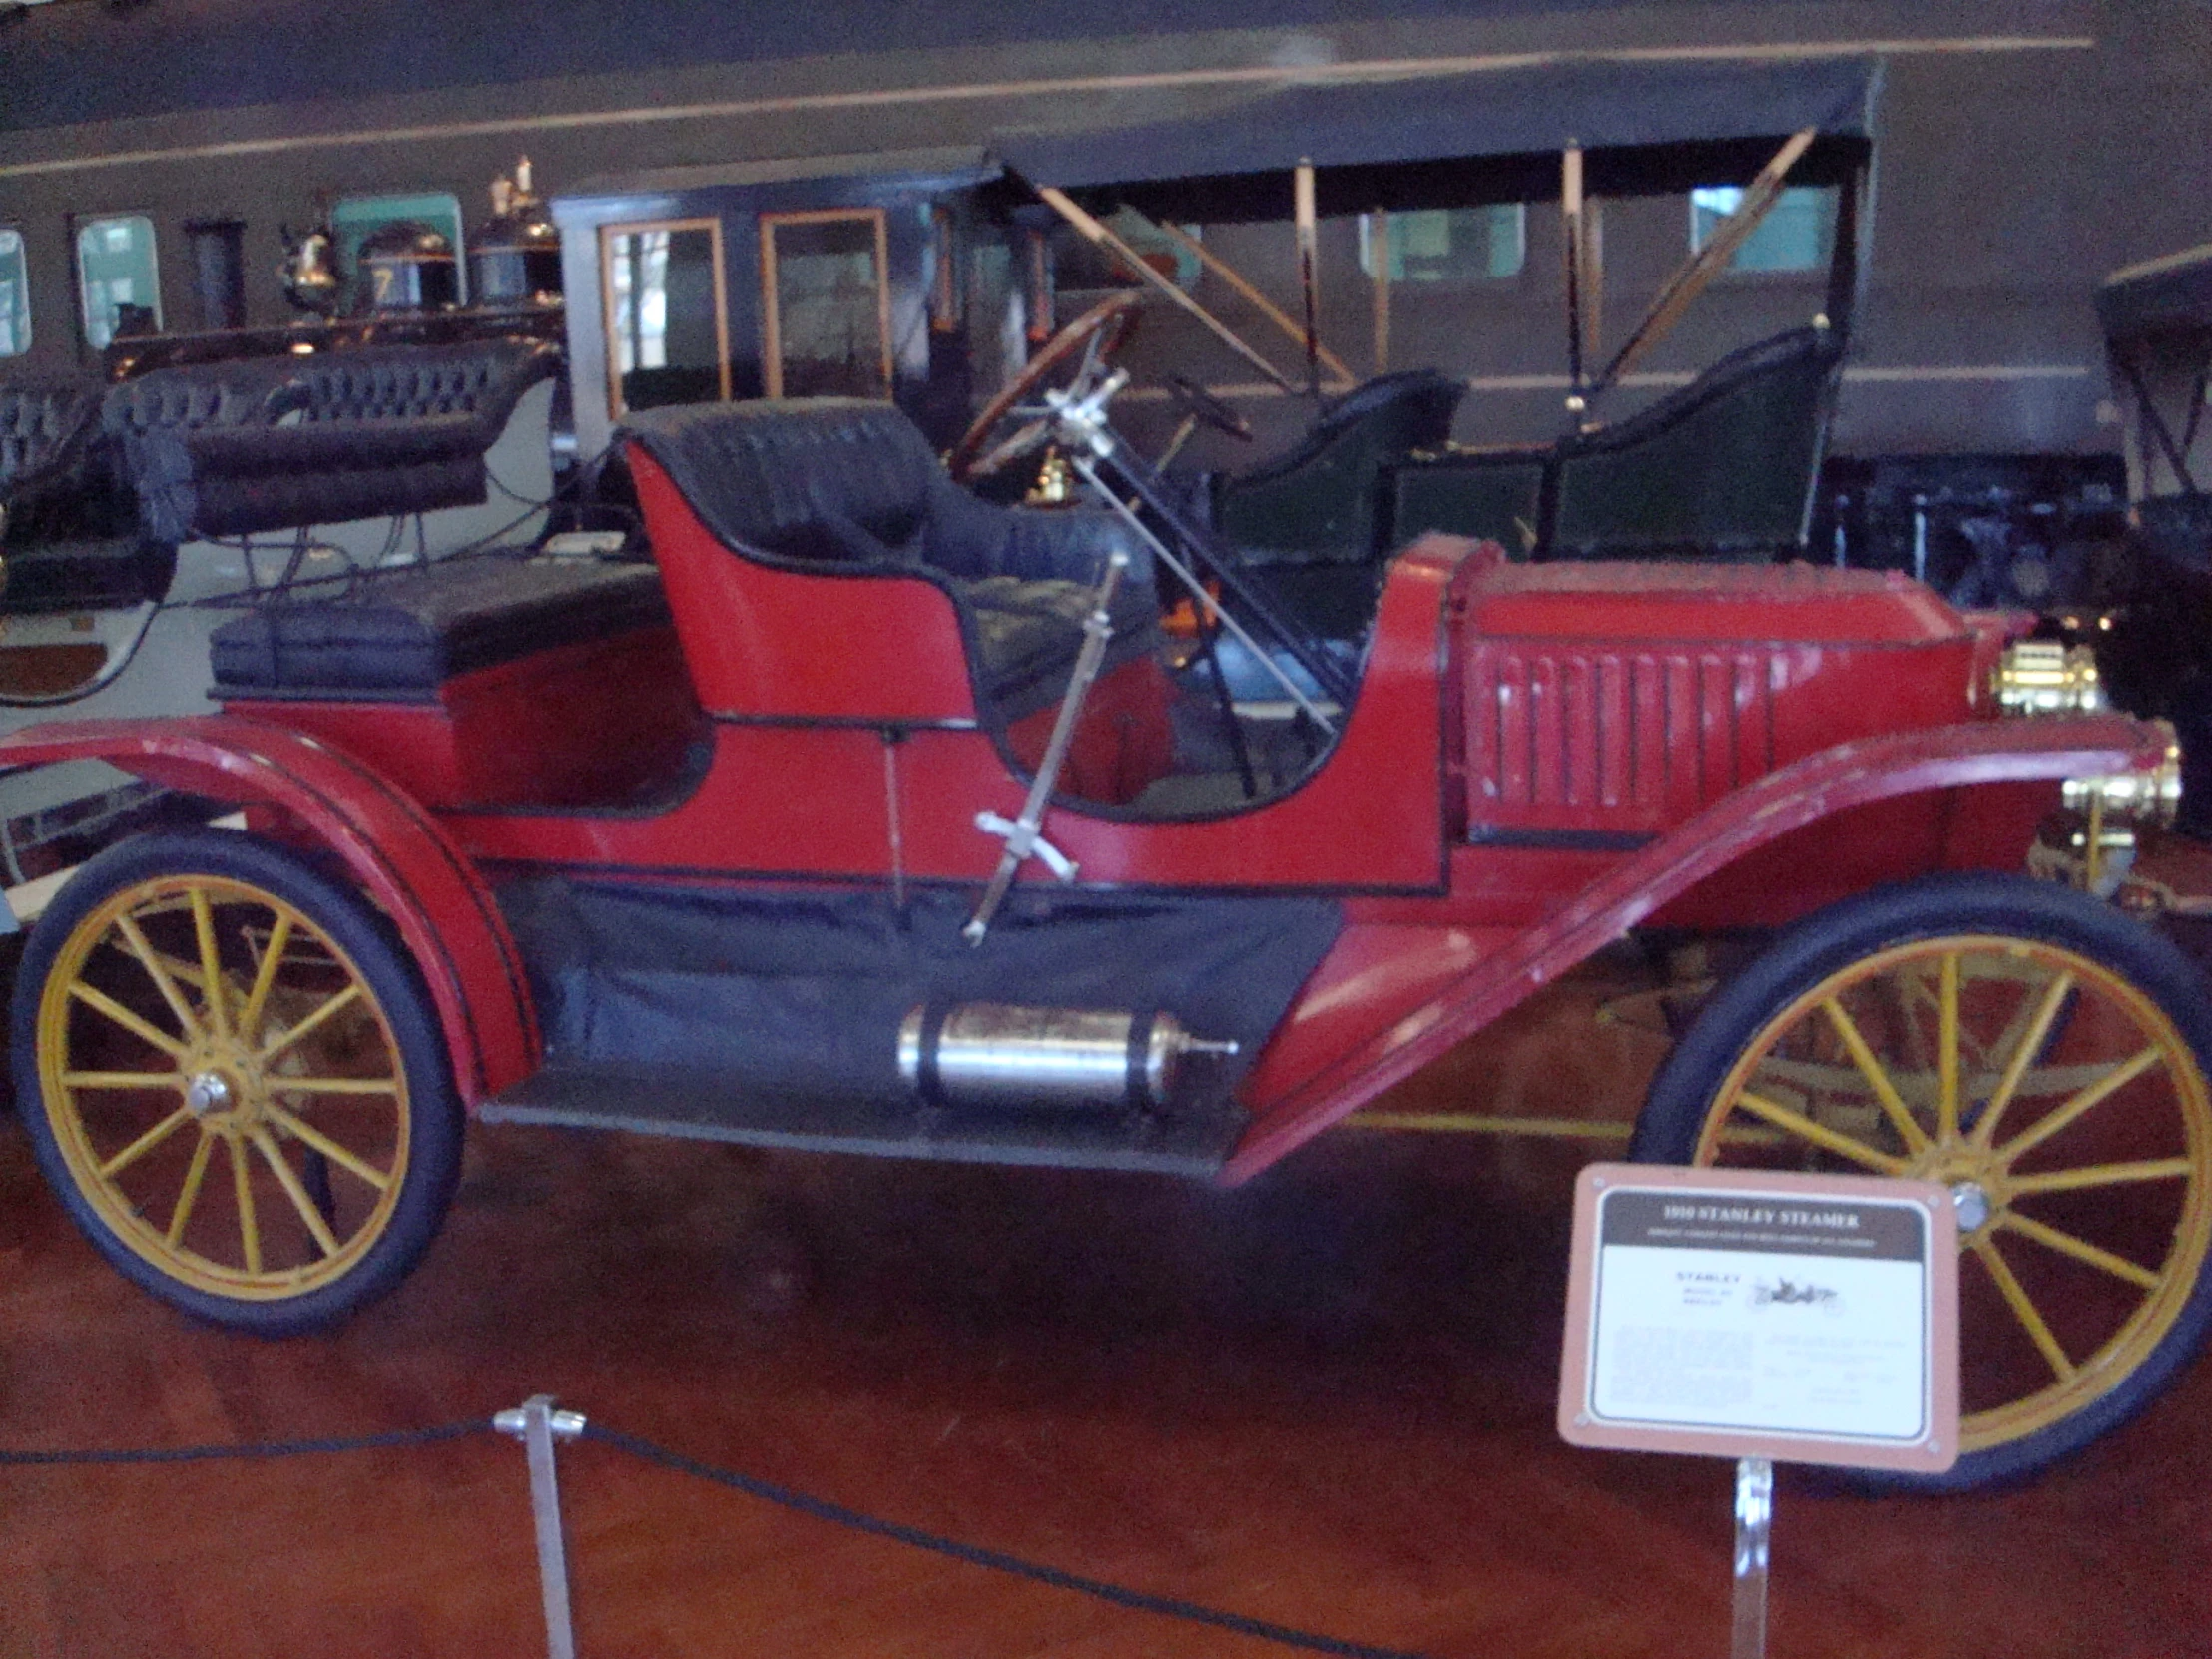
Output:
0,716,538,1104
1228,714,2171,1180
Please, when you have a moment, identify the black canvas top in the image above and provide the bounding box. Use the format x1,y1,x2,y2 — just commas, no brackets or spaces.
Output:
995,56,1879,216
2099,244,2212,342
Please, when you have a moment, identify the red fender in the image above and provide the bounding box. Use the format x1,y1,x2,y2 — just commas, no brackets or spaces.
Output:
1227,713,2174,1181
0,716,539,1104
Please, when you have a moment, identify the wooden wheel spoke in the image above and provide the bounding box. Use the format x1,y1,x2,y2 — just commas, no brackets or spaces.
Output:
113,914,202,1043
96,1105,195,1179
1998,1209,2162,1292
237,912,293,1045
265,1104,391,1194
271,1077,398,1096
258,982,362,1064
1819,997,1932,1155
67,982,188,1061
1973,969,2074,1150
189,887,231,1041
229,1135,262,1275
2006,1158,2196,1196
1937,951,1961,1143
1729,1089,1909,1174
62,1070,183,1090
166,1130,215,1248
250,1128,341,1260
1969,1233,2077,1382
1998,1047,2165,1165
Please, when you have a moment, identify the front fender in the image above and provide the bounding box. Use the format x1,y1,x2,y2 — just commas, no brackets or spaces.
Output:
1228,714,2171,1180
0,716,538,1104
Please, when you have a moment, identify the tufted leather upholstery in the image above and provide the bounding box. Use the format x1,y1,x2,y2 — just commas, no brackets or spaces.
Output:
105,338,561,542
619,399,1160,721
1214,369,1466,565
0,379,177,612
1,381,104,492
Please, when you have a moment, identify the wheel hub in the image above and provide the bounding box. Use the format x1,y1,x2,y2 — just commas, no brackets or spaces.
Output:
1951,1180,1992,1236
177,1038,267,1131
184,1071,232,1116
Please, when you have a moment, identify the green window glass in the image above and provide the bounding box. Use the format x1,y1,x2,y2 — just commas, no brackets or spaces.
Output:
0,228,28,356
1690,185,1836,273
1359,206,1526,283
76,215,162,349
331,192,467,309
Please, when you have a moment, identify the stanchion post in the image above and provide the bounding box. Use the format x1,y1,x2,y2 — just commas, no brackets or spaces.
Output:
494,1394,587,1659
1730,1456,1772,1659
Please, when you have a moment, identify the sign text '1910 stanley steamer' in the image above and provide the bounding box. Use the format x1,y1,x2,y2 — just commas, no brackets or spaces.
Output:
2,57,2209,1495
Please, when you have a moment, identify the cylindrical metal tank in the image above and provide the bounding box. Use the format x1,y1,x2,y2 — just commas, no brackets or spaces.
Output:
898,1003,1238,1113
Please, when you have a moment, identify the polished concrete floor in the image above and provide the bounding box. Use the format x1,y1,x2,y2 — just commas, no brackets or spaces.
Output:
2,936,2210,1657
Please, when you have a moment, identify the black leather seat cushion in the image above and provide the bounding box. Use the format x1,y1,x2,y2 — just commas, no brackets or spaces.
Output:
107,339,560,543
620,399,1159,723
1214,369,1466,565
210,555,670,698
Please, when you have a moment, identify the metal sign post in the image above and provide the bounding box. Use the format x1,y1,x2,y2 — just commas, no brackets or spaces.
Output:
1731,1456,1771,1659
495,1394,588,1659
1559,1165,1960,1658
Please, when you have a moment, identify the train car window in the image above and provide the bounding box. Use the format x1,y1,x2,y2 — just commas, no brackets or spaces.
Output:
601,218,730,417
0,228,28,355
1690,185,1837,273
1358,206,1527,283
331,192,467,308
760,209,892,400
75,215,162,349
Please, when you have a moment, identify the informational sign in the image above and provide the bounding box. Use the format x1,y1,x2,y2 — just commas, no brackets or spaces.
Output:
1559,1164,1958,1473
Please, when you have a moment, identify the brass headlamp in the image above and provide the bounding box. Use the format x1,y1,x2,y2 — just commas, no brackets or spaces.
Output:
1992,640,2107,715
2062,722,2182,830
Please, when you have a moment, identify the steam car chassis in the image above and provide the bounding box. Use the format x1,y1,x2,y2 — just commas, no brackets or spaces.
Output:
1,370,2205,1494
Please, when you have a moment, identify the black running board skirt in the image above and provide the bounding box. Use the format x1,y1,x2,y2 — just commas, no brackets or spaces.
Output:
481,1063,1237,1177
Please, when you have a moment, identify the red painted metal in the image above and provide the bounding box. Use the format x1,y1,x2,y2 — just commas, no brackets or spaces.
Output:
227,626,704,811
632,449,977,722
439,535,1464,892
0,445,2160,1187
0,717,538,1104
1459,562,1989,840
1225,713,2170,1180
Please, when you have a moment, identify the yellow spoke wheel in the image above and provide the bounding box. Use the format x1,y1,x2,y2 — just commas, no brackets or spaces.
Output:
14,829,461,1334
1632,873,2212,1489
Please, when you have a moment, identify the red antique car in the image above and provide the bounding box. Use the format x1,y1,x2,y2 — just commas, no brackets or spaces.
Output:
1,370,2203,1492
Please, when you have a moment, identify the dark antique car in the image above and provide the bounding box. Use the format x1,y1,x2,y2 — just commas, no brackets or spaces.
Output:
0,348,2201,1492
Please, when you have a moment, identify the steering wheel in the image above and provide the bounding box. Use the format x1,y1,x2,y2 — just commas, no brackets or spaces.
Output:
1163,373,1253,442
946,290,1144,484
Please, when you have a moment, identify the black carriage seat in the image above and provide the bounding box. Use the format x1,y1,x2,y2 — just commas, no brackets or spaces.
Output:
208,555,672,700
1212,369,1467,565
0,379,174,611
617,399,1162,725
1390,324,1845,562
104,338,562,545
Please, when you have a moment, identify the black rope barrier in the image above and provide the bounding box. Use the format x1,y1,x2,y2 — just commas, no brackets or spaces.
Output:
583,1422,1435,1659
0,1418,489,1467
0,1412,1435,1659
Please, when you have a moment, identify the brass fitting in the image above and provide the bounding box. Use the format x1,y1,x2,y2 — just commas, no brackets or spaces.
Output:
1993,640,2107,715
2061,719,2183,830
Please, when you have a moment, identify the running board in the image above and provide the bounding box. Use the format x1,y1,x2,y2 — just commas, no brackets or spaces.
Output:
480,1063,1238,1178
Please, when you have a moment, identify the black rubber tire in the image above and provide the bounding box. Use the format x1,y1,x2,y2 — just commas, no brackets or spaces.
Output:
12,827,463,1336
1630,872,2212,1491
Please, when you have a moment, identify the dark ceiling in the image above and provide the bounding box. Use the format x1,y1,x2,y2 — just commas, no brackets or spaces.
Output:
0,0,1746,136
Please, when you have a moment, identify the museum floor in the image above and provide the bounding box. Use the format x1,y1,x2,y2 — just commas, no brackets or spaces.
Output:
3,874,2210,1657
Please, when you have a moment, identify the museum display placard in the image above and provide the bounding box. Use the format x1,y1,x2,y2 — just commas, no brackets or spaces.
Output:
1559,1165,1958,1472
